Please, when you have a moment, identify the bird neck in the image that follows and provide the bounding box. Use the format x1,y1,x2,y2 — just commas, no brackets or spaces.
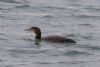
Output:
35,31,41,40
36,34,41,40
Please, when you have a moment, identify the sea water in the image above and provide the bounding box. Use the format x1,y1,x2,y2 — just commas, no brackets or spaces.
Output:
0,0,100,67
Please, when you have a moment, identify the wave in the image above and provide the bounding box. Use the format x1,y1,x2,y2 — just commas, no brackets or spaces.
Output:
0,0,21,3
71,14,100,19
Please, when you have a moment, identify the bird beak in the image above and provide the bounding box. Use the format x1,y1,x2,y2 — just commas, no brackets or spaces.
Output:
25,28,31,31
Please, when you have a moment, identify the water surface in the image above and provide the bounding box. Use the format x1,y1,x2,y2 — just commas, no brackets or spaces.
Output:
0,0,100,67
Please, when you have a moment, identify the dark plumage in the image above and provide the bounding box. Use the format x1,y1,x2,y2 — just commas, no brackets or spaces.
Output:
26,27,76,43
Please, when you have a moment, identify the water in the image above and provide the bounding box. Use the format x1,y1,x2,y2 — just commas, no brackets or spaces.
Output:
0,0,100,67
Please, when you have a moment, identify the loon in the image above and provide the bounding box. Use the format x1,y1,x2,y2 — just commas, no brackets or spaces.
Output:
25,27,76,43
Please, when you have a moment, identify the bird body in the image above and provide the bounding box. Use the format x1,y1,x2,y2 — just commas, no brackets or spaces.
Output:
42,36,76,43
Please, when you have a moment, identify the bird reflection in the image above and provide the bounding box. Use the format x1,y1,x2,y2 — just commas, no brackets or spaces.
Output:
34,39,41,47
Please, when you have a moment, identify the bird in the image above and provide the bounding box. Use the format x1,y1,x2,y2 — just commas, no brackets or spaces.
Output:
25,27,76,43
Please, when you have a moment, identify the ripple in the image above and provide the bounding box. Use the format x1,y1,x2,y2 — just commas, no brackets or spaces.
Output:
34,61,85,64
78,23,91,26
34,62,54,64
0,0,21,3
15,5,30,8
89,47,100,50
22,38,34,42
85,6,100,11
0,33,5,35
80,45,100,50
0,33,10,41
71,14,100,19
43,15,53,18
0,26,5,27
66,33,76,37
0,59,3,62
77,23,94,28
0,38,9,41
7,49,30,54
64,50,91,56
45,6,66,10
7,48,50,55
81,35,94,40
3,65,14,67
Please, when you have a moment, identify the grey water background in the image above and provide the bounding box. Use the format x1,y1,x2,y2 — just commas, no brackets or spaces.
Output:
0,0,100,67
